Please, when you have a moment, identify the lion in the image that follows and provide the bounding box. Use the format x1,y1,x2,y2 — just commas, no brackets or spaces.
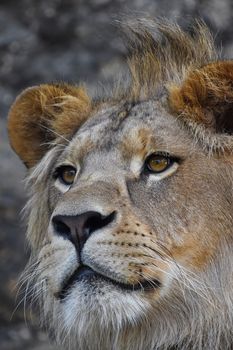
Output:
7,18,233,350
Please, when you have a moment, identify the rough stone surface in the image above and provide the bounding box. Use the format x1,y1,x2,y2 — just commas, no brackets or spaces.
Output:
1,0,233,349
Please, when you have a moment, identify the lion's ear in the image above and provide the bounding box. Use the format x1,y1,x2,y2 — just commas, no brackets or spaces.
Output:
169,61,233,138
8,84,91,167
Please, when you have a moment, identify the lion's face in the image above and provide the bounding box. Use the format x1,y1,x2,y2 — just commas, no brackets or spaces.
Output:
8,21,233,350
26,101,232,349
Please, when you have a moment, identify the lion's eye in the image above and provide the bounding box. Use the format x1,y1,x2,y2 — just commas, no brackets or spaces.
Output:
55,166,77,185
145,154,174,173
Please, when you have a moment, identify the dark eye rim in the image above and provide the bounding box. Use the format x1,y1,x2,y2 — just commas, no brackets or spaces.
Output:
144,152,179,174
53,165,77,185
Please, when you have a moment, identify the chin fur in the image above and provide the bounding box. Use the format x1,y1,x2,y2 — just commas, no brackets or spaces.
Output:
33,243,233,350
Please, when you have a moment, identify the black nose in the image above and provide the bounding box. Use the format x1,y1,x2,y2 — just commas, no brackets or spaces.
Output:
52,211,116,252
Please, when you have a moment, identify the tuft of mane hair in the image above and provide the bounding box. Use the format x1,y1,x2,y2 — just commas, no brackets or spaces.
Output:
118,18,217,101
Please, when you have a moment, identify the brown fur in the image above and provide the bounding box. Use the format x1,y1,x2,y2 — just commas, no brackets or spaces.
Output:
120,128,155,162
169,61,233,133
8,83,92,167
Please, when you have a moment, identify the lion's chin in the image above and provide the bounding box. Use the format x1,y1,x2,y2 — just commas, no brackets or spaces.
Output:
51,281,153,350
55,276,152,328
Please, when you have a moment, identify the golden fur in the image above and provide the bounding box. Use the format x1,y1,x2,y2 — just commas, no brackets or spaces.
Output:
8,83,91,167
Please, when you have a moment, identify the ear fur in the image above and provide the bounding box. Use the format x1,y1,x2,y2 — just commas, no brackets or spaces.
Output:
8,83,91,167
169,61,233,139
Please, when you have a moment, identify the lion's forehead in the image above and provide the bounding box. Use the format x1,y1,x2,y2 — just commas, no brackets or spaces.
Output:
79,100,171,136
67,100,192,161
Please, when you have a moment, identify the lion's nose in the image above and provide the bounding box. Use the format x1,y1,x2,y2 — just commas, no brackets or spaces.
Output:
52,211,116,252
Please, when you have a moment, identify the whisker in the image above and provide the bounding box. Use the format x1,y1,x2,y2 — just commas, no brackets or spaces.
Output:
134,270,159,291
39,124,70,143
41,141,67,148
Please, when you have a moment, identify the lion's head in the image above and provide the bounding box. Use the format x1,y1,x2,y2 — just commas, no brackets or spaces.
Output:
8,19,233,350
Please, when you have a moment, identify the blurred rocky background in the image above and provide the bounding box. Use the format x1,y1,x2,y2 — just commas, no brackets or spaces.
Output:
0,0,233,349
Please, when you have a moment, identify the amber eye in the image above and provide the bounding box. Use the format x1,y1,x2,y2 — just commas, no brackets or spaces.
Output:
55,166,77,185
145,154,173,173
